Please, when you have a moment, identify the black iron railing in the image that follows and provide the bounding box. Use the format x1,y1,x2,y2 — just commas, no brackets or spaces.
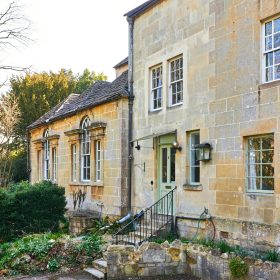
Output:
113,186,177,245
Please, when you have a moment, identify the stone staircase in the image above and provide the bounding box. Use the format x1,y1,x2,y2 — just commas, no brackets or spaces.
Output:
84,258,108,279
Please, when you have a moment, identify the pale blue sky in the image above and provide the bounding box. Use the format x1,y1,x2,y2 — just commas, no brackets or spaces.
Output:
1,0,144,86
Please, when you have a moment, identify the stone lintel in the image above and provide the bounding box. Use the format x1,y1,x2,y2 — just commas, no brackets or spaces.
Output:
89,121,107,129
64,129,83,136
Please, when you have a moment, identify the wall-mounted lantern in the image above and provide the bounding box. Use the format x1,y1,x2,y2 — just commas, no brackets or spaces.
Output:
194,143,212,161
172,140,182,152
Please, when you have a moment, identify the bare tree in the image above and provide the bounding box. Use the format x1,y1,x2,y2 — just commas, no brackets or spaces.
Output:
0,0,31,74
0,94,21,187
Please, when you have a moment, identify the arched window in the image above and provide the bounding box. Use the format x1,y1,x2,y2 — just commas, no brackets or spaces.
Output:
43,130,50,180
81,117,91,181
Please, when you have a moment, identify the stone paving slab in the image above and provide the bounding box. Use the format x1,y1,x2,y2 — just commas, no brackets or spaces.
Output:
11,272,200,280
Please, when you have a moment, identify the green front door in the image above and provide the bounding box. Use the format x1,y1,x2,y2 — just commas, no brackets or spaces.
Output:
158,135,176,214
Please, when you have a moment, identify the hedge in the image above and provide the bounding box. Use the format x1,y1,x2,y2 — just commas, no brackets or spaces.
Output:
0,181,67,242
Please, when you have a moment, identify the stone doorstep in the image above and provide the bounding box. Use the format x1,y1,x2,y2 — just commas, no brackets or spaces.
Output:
84,267,105,279
93,259,108,274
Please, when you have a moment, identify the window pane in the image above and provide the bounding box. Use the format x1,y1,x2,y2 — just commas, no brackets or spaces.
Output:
262,164,274,177
248,138,261,150
274,50,280,64
170,148,176,182
265,36,272,51
172,94,177,105
265,21,272,36
162,148,167,183
266,67,273,81
266,52,273,66
262,150,273,163
274,33,280,48
248,177,260,191
262,135,274,149
262,178,274,191
274,18,280,33
248,164,261,177
248,150,261,164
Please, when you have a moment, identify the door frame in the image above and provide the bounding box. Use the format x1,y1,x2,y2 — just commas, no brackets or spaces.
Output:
156,134,176,202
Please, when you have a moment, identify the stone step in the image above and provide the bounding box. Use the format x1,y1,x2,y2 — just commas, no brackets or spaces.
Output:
84,267,105,279
93,259,107,273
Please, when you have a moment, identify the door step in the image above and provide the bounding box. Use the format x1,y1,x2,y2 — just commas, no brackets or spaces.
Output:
84,267,105,279
93,259,107,273
84,259,107,279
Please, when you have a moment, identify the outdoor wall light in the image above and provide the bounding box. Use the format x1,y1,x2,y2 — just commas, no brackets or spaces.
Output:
172,140,182,152
135,141,141,150
194,143,212,161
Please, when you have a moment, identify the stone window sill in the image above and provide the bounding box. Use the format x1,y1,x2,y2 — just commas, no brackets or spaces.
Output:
148,108,162,115
259,80,280,90
183,183,203,191
246,192,274,198
167,103,183,110
69,182,104,187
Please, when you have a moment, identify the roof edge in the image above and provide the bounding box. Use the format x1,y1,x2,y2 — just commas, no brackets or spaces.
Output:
27,94,129,131
124,0,161,19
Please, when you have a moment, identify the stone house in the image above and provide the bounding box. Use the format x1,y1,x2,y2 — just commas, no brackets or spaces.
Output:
28,0,280,249
126,0,280,249
27,65,129,216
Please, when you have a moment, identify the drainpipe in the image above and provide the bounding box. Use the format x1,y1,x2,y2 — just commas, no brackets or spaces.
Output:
26,130,31,182
127,16,134,214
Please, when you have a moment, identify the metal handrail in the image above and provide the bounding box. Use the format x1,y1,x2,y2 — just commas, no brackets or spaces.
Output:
113,186,177,245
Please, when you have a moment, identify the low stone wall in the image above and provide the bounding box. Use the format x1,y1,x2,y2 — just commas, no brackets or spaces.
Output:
68,210,99,234
106,241,280,280
177,217,280,251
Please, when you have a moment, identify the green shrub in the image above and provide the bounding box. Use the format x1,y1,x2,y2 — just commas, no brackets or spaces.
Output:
0,181,67,242
47,258,60,272
76,234,104,257
216,240,234,253
265,249,280,262
229,256,249,278
0,232,103,276
0,233,61,270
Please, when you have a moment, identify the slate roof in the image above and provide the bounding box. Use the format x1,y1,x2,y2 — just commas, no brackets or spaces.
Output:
27,70,128,130
114,57,128,69
124,0,161,19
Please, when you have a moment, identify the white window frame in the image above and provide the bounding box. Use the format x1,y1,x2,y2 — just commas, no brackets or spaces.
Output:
38,150,42,181
169,56,183,107
262,16,280,83
81,117,91,182
95,140,102,182
246,134,274,194
43,130,50,180
189,131,200,185
52,147,57,182
72,144,77,182
150,65,163,111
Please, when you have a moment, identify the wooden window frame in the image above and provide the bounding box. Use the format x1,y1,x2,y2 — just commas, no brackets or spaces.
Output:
150,65,163,111
246,134,274,193
169,56,183,107
262,16,280,83
189,131,200,185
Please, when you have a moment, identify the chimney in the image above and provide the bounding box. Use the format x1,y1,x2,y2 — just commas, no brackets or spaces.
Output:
113,57,128,78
